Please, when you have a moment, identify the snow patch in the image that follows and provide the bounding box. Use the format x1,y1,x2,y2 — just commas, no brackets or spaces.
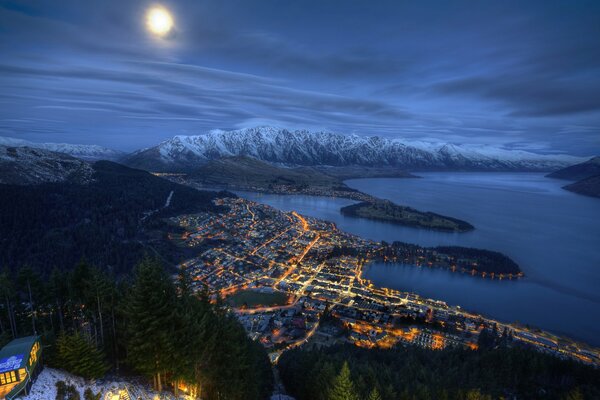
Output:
0,137,124,161
24,368,188,400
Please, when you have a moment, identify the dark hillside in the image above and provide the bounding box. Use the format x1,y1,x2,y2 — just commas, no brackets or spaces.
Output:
563,175,600,198
547,156,600,181
0,161,227,274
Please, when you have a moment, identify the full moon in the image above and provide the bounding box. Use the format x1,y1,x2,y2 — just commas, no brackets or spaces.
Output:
146,7,173,36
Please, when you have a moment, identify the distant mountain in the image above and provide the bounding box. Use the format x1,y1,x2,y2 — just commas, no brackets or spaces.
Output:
563,175,600,198
0,145,93,185
0,136,124,161
122,127,582,172
546,156,600,181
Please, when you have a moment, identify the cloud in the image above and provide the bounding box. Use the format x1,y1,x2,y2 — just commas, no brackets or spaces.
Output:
434,76,600,117
0,59,411,149
0,0,599,155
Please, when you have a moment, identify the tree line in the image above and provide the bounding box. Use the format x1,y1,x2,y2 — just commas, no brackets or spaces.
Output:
377,242,521,275
278,343,600,400
0,257,273,399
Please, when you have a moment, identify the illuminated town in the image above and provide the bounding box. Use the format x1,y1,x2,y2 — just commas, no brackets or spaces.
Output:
169,198,600,367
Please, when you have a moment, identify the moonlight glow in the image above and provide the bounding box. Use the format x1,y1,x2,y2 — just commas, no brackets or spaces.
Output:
146,7,173,36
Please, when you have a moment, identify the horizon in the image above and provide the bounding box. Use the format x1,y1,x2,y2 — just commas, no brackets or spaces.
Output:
0,126,593,159
1,1,599,155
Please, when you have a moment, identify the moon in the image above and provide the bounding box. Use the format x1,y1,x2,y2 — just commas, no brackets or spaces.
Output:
146,7,173,36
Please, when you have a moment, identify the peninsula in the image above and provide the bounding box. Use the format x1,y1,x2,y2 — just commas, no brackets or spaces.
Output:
162,156,475,232
341,200,474,232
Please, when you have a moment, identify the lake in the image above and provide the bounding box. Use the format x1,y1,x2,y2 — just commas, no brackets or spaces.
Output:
235,173,600,346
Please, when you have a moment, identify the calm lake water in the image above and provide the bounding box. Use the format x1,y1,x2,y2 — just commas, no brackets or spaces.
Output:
235,173,600,346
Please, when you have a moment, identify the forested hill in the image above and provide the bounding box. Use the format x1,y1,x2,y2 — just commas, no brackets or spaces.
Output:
279,344,600,400
0,161,227,274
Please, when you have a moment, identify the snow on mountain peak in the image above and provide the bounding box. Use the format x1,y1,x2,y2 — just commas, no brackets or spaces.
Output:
0,136,124,161
0,145,94,185
121,126,585,172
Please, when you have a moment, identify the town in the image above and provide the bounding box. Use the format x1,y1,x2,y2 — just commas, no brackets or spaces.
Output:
167,197,600,367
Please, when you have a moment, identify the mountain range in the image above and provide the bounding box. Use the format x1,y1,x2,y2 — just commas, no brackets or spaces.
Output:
121,127,582,172
0,145,93,185
1,127,586,175
0,136,124,161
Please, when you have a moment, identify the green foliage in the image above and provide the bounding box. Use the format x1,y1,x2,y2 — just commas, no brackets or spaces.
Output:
56,332,108,380
55,381,80,400
328,362,359,400
125,259,273,399
278,344,600,400
83,388,101,400
177,268,273,400
564,387,585,400
1,256,272,399
67,385,81,400
124,257,178,379
55,381,67,400
465,389,491,400
0,167,265,397
367,387,382,400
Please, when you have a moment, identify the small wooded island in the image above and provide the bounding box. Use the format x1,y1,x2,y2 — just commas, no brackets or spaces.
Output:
341,200,474,232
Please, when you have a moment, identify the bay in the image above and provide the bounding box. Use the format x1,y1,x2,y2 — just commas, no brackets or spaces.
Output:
235,173,600,345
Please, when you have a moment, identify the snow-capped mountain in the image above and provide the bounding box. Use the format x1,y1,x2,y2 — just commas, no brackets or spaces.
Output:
0,136,124,161
0,145,93,185
122,127,583,172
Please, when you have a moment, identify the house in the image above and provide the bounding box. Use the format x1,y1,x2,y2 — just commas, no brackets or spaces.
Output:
0,336,42,400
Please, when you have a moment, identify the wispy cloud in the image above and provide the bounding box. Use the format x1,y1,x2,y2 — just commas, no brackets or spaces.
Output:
0,0,599,154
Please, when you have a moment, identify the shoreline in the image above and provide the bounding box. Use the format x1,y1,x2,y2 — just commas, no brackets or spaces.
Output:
168,177,477,233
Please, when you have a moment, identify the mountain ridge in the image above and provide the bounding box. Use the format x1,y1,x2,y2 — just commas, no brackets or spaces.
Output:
564,175,600,198
0,145,94,185
0,136,124,161
546,156,600,181
121,127,584,172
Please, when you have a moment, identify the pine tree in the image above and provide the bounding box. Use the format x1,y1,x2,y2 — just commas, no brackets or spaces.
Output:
48,267,68,332
70,259,92,306
171,267,211,396
328,362,359,400
124,257,177,391
84,388,101,400
56,332,108,379
466,389,492,400
87,267,112,346
17,265,41,335
0,269,17,338
564,387,584,400
367,387,382,400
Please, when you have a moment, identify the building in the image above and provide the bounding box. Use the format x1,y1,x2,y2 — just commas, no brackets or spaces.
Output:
0,336,42,400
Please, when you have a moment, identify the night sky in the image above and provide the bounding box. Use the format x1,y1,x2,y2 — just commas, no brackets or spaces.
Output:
1,0,599,154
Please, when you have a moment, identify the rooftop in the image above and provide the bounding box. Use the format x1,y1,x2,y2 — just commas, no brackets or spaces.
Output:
0,336,39,372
